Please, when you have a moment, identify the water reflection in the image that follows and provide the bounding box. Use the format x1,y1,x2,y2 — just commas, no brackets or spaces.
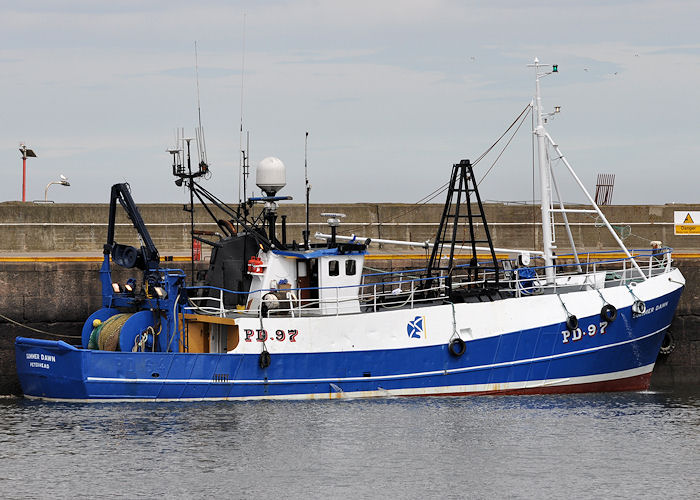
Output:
1,389,698,498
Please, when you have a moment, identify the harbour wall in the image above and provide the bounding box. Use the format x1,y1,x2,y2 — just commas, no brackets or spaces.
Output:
1,201,698,395
0,201,699,254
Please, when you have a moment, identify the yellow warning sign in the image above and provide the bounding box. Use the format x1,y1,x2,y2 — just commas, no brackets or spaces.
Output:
675,211,700,235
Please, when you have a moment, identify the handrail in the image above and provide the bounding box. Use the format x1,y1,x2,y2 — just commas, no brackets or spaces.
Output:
182,247,675,318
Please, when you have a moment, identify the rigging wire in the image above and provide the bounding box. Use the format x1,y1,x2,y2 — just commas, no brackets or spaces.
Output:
471,103,532,167
343,103,533,235
476,105,532,186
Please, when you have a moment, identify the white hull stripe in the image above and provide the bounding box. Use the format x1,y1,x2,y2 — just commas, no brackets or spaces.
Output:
86,324,668,386
28,364,655,403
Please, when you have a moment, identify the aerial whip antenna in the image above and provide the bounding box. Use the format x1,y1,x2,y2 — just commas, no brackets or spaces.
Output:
304,132,311,249
194,41,208,171
238,13,247,203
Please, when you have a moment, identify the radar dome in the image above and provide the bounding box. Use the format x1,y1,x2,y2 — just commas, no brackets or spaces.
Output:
256,157,286,196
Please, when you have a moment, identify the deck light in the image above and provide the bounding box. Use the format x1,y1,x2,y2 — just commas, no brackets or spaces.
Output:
112,282,121,293
124,278,136,294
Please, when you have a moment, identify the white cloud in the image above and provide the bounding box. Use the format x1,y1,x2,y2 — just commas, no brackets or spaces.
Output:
0,0,699,206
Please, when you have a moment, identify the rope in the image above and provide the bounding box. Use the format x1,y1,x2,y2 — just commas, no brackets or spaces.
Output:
0,312,82,339
449,302,460,341
556,293,573,319
624,283,642,302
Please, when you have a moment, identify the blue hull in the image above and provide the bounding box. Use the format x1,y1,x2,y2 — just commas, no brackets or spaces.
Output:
15,290,681,401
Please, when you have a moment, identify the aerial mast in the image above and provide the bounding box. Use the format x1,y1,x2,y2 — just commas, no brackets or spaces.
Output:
530,58,557,284
528,58,647,282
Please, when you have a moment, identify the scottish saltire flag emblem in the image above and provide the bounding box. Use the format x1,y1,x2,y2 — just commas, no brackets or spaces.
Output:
407,316,425,339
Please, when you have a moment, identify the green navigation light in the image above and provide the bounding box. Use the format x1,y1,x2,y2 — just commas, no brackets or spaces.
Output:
552,64,558,72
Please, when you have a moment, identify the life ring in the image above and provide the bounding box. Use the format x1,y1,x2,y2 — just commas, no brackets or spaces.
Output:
600,304,617,322
632,300,646,314
659,331,675,355
448,338,466,357
566,315,578,331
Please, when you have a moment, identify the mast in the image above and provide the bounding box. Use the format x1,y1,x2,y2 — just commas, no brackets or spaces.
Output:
185,137,196,284
530,58,556,283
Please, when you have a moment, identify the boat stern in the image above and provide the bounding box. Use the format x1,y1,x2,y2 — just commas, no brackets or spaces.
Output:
15,337,87,401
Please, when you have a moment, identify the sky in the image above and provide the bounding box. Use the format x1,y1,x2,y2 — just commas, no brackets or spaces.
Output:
1,0,699,206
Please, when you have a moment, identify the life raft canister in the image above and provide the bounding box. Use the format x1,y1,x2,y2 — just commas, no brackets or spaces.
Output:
248,256,264,274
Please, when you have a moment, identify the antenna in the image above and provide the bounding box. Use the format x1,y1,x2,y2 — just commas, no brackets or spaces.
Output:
194,41,209,172
304,132,311,249
169,126,210,285
242,131,250,202
238,13,247,203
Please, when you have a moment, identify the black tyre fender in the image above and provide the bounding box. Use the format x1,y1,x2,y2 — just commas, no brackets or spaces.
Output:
600,304,617,323
566,315,578,331
259,350,271,369
448,338,466,357
659,331,675,355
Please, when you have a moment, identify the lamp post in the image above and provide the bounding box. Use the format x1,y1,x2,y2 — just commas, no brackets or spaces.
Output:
19,144,37,202
44,175,70,202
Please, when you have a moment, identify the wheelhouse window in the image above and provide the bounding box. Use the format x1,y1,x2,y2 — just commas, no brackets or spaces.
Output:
345,259,356,276
329,260,339,276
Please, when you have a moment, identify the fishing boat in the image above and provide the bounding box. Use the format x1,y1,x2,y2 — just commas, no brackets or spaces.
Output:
15,59,685,401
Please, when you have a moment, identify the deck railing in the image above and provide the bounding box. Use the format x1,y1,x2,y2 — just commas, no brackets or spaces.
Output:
183,248,674,318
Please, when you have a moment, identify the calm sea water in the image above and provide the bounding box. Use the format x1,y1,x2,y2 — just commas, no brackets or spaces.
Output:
0,390,698,499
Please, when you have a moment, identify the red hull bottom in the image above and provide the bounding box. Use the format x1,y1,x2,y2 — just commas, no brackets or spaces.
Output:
409,372,654,397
